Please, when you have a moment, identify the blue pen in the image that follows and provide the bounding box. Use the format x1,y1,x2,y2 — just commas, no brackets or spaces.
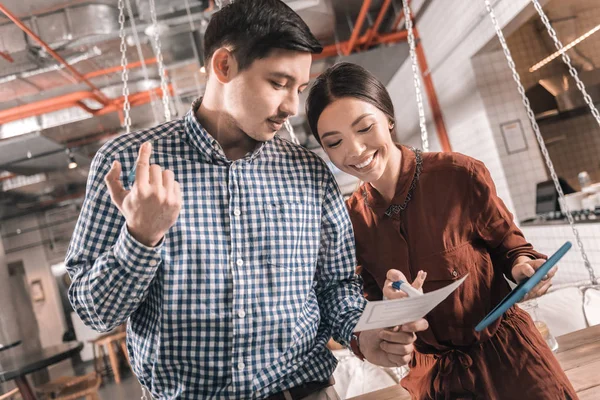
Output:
392,280,423,297
127,166,136,186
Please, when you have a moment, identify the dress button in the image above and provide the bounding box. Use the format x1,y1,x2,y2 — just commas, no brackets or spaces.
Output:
452,270,458,277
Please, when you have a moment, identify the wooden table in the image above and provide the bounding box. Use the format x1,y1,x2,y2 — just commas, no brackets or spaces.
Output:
348,325,600,400
555,324,600,400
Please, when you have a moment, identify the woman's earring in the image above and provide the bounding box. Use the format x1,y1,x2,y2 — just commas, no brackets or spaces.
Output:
389,122,395,130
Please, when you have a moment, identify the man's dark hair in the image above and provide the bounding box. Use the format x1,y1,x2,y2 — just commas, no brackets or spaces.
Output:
204,0,323,72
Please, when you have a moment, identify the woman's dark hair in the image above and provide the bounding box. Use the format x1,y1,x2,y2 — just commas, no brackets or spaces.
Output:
204,0,323,72
306,62,396,144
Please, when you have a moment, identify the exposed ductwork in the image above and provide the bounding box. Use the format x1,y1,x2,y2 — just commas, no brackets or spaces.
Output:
0,0,442,220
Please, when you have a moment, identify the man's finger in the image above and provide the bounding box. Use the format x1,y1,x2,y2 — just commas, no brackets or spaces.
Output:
379,329,416,344
162,169,175,192
105,161,128,208
386,353,412,367
401,318,429,333
380,342,414,356
135,142,152,184
150,164,163,186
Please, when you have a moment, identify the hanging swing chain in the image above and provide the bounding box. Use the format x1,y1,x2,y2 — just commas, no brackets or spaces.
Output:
124,0,161,125
484,0,597,285
402,0,429,152
531,0,600,128
148,0,172,121
117,0,132,133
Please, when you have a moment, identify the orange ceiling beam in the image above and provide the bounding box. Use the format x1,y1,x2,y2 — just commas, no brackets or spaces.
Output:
0,4,111,105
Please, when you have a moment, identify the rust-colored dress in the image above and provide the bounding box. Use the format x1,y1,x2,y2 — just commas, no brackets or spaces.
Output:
346,145,578,400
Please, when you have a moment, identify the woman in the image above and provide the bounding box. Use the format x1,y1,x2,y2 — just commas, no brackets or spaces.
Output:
306,62,577,400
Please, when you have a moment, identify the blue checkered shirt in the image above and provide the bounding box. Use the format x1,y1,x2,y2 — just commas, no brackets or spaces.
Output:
65,100,366,399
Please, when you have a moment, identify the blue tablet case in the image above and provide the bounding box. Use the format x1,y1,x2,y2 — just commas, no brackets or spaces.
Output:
475,241,572,332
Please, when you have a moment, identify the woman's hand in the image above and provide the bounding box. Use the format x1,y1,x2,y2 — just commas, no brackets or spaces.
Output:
512,256,557,301
383,269,427,300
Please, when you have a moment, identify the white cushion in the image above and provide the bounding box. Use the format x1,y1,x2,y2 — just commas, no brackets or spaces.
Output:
583,287,600,326
332,349,401,398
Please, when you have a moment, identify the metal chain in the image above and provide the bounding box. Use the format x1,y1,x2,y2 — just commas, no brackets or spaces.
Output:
402,0,429,152
183,0,203,97
531,0,600,128
148,0,172,121
484,0,597,285
118,0,132,133
125,0,161,125
284,120,300,145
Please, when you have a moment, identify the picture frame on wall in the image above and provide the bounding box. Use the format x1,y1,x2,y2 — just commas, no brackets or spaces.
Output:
500,120,528,154
30,279,45,302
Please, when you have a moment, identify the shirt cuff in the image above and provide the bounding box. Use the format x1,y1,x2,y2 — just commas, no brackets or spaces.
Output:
338,306,364,347
114,224,164,278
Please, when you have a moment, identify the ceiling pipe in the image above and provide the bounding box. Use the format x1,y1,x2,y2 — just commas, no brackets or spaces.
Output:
363,0,393,49
0,3,111,105
344,0,373,56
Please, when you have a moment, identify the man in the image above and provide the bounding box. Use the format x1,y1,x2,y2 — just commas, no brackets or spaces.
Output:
65,0,427,398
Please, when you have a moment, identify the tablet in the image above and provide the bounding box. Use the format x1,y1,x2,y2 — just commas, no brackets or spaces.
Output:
474,241,572,332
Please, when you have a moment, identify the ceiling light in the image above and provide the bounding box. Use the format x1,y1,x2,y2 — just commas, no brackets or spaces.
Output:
529,23,600,73
66,149,78,169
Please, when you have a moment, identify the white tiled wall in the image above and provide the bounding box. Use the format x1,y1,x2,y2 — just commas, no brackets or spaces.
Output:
388,0,547,216
387,0,599,286
389,0,537,213
522,223,600,287
472,50,548,220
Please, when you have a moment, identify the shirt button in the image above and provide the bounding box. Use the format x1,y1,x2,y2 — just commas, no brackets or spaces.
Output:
237,362,245,371
149,260,157,267
231,164,237,171
233,208,241,216
452,270,458,277
236,259,244,267
238,310,246,318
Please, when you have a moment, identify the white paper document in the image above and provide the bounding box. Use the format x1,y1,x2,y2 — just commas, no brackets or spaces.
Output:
354,275,468,332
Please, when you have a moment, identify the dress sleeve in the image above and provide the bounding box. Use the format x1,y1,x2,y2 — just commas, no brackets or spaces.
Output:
469,159,546,281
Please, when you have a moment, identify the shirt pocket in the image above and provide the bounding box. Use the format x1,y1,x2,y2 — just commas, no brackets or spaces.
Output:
263,200,320,270
415,242,474,291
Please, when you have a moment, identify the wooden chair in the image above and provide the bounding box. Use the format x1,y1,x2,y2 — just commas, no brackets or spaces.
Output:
36,373,101,400
89,331,129,383
0,388,21,400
